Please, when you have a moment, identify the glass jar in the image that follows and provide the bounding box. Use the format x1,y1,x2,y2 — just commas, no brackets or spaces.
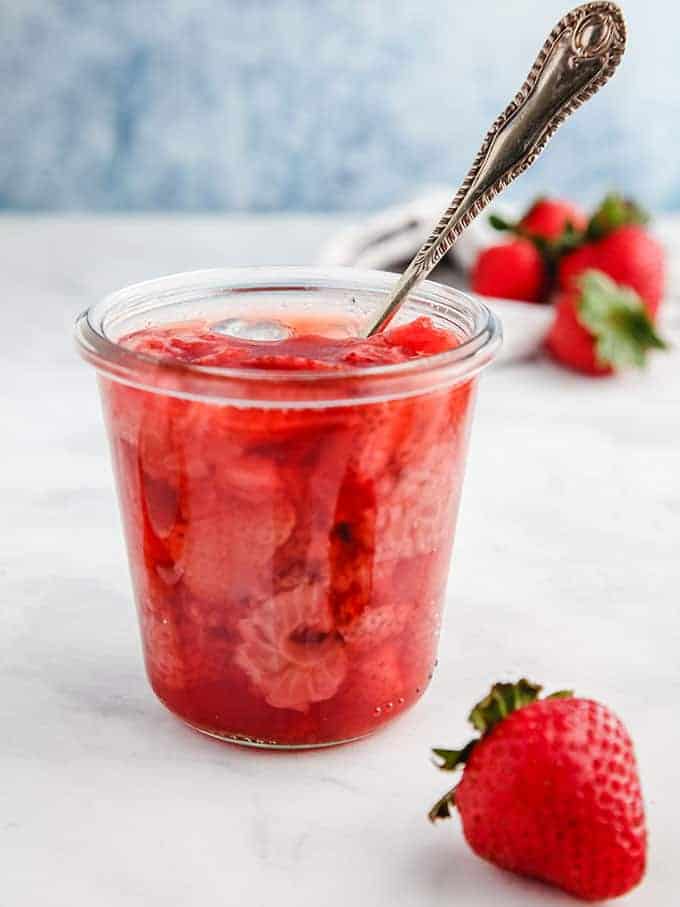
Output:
75,267,501,747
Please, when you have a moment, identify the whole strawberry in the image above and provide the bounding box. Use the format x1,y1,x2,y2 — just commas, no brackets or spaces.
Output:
475,197,586,304
519,197,587,240
491,196,587,243
471,239,546,303
559,195,666,315
430,680,647,901
547,270,666,375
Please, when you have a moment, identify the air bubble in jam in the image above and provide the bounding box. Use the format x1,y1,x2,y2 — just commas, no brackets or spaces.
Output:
211,318,293,342
102,312,476,746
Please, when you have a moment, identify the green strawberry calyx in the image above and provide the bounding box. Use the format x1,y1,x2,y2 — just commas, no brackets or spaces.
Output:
586,193,649,242
577,270,667,370
428,679,573,823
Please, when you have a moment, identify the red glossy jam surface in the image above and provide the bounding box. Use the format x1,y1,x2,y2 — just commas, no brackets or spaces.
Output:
102,316,475,745
122,315,459,369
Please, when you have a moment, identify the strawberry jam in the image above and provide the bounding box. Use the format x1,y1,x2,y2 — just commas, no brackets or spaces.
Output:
99,314,476,746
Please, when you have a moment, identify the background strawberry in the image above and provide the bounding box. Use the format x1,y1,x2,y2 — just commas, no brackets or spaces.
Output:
584,193,649,242
475,192,666,316
471,238,546,303
519,197,587,240
491,196,587,242
474,197,586,303
558,194,665,315
559,224,666,316
430,679,647,902
546,270,666,375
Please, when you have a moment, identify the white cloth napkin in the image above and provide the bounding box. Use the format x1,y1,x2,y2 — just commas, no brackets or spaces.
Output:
318,185,498,274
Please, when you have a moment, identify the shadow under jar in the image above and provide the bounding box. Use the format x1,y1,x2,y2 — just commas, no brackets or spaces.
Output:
75,267,501,748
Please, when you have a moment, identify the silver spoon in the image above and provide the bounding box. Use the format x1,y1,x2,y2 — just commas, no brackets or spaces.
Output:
365,1,627,336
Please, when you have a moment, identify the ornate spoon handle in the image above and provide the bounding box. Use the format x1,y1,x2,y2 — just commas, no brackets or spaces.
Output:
366,2,627,336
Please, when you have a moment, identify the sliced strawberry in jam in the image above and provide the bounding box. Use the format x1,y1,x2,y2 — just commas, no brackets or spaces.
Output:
327,468,376,624
138,579,232,691
383,317,459,356
235,583,347,712
336,564,404,651
337,555,445,653
138,393,192,486
172,403,286,495
348,400,404,478
170,483,296,606
339,598,409,651
334,642,407,733
103,381,145,449
123,320,219,362
375,443,461,563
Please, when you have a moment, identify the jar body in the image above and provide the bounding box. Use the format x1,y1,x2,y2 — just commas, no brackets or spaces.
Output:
100,374,475,745
76,267,500,747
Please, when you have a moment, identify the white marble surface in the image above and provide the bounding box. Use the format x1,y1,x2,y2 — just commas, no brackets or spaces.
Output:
2,215,679,906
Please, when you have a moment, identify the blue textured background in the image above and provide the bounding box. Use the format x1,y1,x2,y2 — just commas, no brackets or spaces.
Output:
2,0,679,212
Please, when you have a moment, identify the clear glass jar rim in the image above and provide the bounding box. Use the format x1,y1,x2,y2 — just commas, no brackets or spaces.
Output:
74,267,502,406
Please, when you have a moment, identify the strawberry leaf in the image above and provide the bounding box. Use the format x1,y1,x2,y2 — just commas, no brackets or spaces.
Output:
468,678,542,734
578,270,667,369
428,785,459,822
432,740,476,771
587,193,649,241
489,213,513,231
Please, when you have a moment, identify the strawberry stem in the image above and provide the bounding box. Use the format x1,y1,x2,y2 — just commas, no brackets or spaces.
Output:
432,740,476,771
428,784,459,822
